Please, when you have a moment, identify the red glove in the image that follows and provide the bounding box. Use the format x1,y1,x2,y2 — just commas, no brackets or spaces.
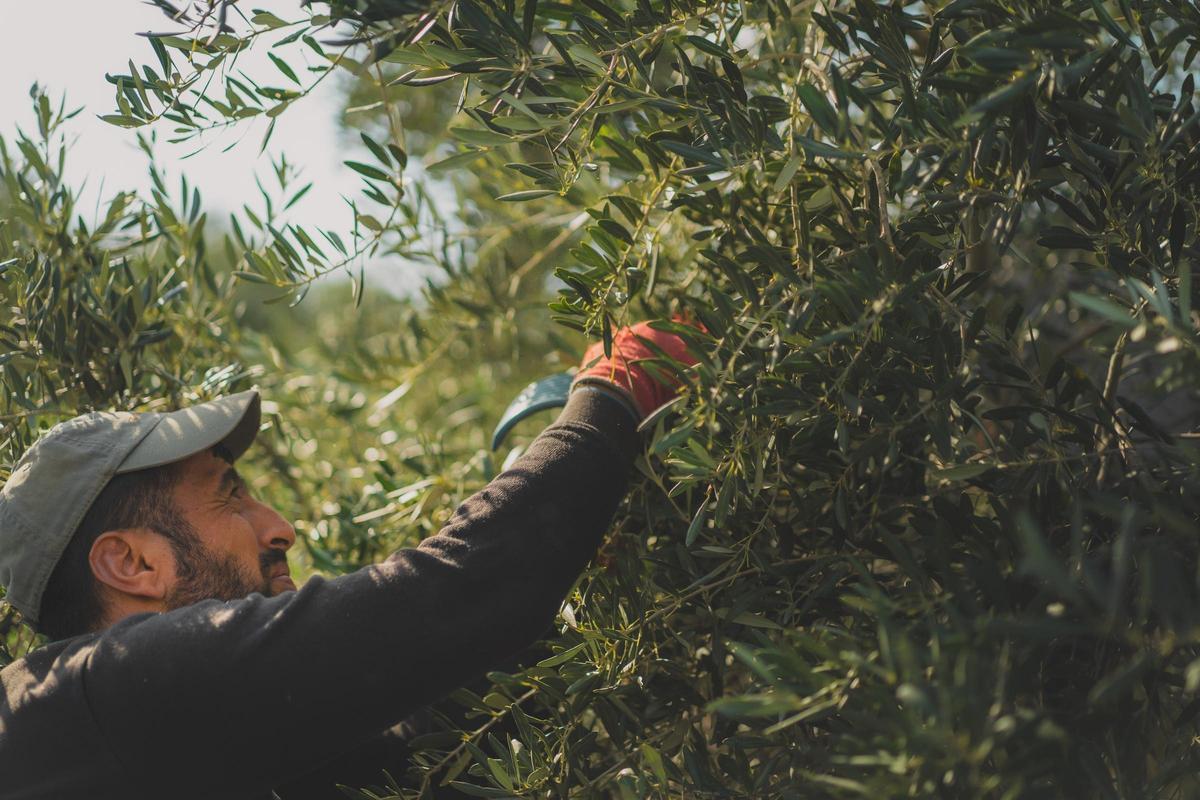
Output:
571,319,702,419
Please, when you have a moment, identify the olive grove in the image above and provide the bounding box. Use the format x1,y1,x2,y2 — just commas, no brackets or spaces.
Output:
4,0,1200,796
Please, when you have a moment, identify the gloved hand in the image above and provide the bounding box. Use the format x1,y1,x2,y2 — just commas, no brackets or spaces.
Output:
570,319,703,420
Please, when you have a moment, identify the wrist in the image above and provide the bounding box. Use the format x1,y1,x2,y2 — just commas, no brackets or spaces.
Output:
569,377,642,423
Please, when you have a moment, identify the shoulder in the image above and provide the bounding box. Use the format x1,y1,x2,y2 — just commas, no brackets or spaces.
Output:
1,634,130,790
3,634,97,714
1,611,160,716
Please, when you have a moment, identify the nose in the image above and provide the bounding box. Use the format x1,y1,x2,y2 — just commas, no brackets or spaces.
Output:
250,497,296,552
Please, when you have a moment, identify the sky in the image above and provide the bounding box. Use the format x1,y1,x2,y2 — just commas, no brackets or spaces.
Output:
0,1,426,295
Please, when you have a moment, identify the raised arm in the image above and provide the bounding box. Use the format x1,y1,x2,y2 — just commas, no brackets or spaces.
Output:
82,389,639,796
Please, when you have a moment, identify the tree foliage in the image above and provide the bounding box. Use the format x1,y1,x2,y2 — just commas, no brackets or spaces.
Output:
5,0,1200,796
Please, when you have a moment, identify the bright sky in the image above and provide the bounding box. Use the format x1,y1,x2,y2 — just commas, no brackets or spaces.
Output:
0,1,426,295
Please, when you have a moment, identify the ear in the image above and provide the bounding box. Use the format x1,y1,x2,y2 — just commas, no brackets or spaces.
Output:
88,528,175,603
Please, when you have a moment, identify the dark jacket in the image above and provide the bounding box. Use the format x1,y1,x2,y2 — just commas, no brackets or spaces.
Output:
0,390,638,799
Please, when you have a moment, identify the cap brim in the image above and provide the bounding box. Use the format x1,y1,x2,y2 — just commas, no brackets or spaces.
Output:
116,390,262,473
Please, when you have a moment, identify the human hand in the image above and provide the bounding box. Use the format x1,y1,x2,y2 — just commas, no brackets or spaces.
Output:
570,318,704,419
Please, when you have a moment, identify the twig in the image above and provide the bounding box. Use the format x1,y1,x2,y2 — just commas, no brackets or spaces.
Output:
1095,328,1130,485
420,687,539,789
506,212,589,298
866,156,894,248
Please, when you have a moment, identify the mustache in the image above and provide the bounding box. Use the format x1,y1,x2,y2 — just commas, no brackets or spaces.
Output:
259,549,288,577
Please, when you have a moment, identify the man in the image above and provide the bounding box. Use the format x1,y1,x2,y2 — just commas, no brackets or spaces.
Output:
0,321,698,799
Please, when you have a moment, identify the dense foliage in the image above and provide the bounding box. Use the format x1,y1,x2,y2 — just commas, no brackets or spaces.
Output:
5,0,1200,796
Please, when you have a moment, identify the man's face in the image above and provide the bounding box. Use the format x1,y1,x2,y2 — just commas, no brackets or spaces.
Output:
161,448,297,608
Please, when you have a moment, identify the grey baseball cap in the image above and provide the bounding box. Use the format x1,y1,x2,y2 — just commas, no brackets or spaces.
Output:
0,390,261,625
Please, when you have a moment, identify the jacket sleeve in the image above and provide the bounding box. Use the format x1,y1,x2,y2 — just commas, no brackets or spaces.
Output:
80,389,640,796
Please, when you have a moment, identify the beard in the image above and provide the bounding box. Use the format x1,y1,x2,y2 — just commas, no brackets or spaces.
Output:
162,525,289,611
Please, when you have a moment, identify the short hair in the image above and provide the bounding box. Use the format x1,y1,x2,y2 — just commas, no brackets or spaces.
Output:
37,463,186,641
